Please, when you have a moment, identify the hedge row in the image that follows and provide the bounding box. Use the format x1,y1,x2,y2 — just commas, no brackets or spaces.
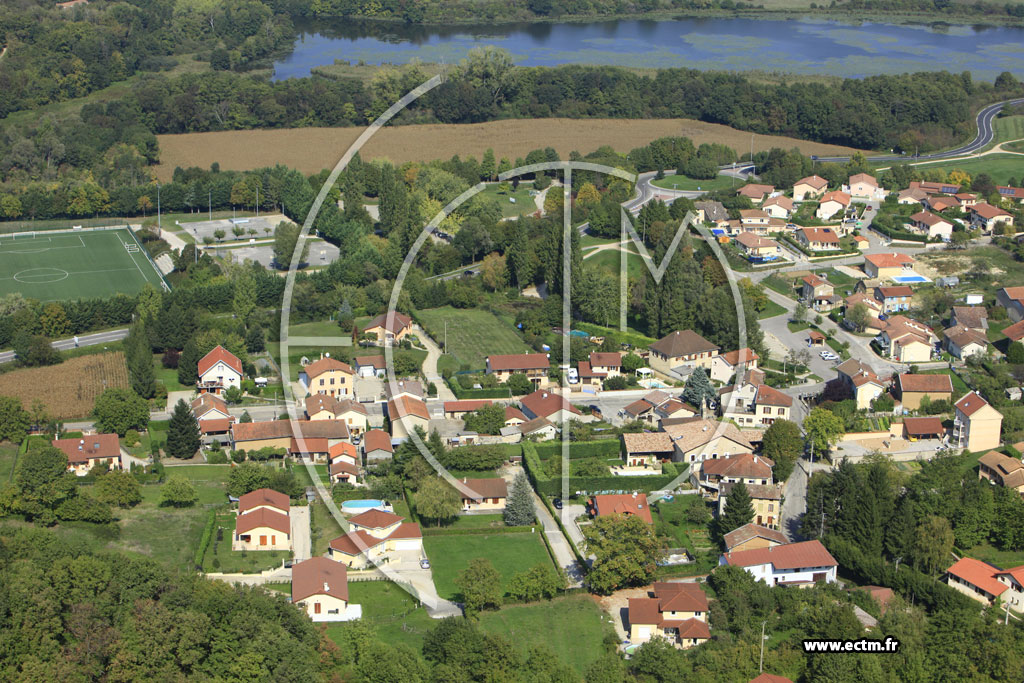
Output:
422,524,536,537
445,377,514,400
523,442,679,496
194,509,217,570
871,221,928,243
532,439,621,460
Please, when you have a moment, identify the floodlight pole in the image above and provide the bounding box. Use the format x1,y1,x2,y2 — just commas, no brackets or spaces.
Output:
209,190,212,220
157,183,161,234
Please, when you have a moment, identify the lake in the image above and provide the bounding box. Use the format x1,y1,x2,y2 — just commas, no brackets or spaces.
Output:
272,16,1024,81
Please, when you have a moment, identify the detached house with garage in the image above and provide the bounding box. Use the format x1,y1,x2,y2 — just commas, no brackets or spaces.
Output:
954,392,1003,452
909,211,954,240
329,508,422,568
844,173,885,200
53,434,124,476
894,373,953,410
292,557,360,622
386,395,430,439
978,450,1024,494
970,203,1014,233
628,582,710,649
721,540,838,586
197,345,242,395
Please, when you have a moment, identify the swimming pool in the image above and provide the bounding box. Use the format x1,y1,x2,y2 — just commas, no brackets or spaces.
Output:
341,499,389,514
569,330,589,338
891,275,928,284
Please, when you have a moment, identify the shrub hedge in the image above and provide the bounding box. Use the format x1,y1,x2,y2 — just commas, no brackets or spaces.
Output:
522,442,679,496
532,438,621,460
445,378,513,399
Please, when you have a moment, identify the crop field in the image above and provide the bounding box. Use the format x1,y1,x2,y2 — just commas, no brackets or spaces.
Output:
0,228,165,300
417,306,530,370
154,118,870,180
0,351,129,419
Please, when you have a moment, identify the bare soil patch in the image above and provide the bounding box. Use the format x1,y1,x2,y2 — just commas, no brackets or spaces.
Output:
0,352,129,419
155,118,870,180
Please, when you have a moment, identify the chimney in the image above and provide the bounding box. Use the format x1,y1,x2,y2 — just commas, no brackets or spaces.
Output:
325,352,330,358
542,392,547,399
323,582,330,591
632,492,637,499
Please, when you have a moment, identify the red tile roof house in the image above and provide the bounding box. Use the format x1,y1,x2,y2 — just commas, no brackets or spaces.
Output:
292,556,361,622
945,557,1015,607
385,395,430,439
520,389,584,423
815,191,851,221
443,399,493,419
648,329,721,377
485,353,551,389
874,285,913,314
627,582,710,648
737,183,775,205
192,393,231,421
863,252,916,280
329,509,422,568
997,287,1024,323
590,492,654,524
363,311,413,346
795,227,840,252
793,174,828,201
720,540,838,586
696,452,774,494
909,210,954,241
997,185,1024,204
620,432,674,473
353,355,386,378
459,477,508,512
197,345,243,395
299,355,354,399
589,351,623,378
238,488,290,515
970,203,1014,233
52,434,124,476
711,348,760,383
233,506,291,552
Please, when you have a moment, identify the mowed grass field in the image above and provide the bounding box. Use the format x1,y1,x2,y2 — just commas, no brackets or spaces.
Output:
154,118,870,179
479,182,537,218
651,173,740,191
417,306,530,371
0,352,129,419
422,532,555,602
0,228,165,300
890,154,1023,185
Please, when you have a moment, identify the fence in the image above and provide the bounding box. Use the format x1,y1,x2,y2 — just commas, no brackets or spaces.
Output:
124,224,172,292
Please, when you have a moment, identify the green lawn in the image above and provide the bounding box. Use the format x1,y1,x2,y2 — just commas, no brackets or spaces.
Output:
787,321,811,333
202,511,288,573
0,228,166,300
310,499,345,556
434,513,506,530
110,503,212,571
417,306,531,371
479,182,537,218
757,300,788,320
478,595,615,675
148,464,233,505
326,581,439,654
288,319,352,339
650,174,738,192
0,442,19,482
817,268,856,287
154,356,189,392
763,273,797,298
993,115,1024,145
907,154,1023,185
968,543,1024,569
581,234,619,249
585,246,646,280
423,532,554,601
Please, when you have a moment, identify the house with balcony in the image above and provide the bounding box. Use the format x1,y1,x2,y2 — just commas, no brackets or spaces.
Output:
801,274,838,312
627,582,710,649
877,316,935,364
721,384,792,426
720,540,838,586
953,392,1003,452
485,353,551,389
197,345,242,395
970,203,1014,233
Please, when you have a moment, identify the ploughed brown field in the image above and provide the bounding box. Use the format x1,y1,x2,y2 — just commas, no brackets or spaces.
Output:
154,118,869,179
0,352,129,420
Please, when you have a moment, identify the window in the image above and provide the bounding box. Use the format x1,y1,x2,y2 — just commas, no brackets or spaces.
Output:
314,602,321,614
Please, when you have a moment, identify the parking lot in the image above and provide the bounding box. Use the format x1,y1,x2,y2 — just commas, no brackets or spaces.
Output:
178,215,280,242
215,238,339,269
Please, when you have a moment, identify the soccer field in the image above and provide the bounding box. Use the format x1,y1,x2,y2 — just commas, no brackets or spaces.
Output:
0,228,166,301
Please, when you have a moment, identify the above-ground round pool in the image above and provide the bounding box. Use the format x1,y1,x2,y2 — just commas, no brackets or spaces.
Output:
341,499,390,514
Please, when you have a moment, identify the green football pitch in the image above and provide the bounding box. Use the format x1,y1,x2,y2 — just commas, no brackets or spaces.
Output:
0,228,166,301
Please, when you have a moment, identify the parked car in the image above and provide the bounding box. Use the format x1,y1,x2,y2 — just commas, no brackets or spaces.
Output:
553,498,563,510
589,404,602,417
567,368,579,384
420,558,431,569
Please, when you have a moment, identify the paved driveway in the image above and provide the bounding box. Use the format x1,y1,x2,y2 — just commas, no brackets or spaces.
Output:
290,506,311,561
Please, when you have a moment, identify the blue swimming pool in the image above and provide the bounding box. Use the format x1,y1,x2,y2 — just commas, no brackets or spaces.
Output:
570,330,589,338
892,275,927,284
341,499,387,514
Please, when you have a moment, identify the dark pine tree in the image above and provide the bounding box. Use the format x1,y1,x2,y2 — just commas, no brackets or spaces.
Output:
166,399,200,459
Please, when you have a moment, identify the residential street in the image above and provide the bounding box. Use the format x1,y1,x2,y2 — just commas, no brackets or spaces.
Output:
415,324,457,401
533,491,584,587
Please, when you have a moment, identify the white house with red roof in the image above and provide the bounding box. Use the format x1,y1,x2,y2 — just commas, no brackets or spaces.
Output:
485,353,551,388
720,540,837,586
52,434,124,476
627,582,710,648
711,348,760,383
197,345,242,394
970,203,1014,233
946,557,1011,606
292,557,360,621
953,391,1003,452
520,389,588,423
328,509,422,568
233,488,291,551
815,191,851,221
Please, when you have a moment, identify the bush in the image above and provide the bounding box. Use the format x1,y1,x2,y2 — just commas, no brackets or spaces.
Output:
207,449,229,464
162,349,180,369
533,439,620,459
124,429,140,447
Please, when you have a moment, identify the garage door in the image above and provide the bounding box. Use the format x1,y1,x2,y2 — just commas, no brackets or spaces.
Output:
395,539,421,551
637,627,651,639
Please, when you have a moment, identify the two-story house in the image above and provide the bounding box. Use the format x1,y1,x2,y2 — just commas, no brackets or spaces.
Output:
873,285,913,313
648,330,720,377
836,358,886,410
792,175,828,201
815,191,851,221
663,419,754,464
197,345,242,395
710,347,760,383
802,274,837,312
385,395,430,439
877,316,935,364
718,481,782,529
997,287,1024,323
894,373,953,410
485,353,551,388
720,540,838,586
300,355,355,399
329,508,422,568
363,311,412,346
978,450,1024,493
844,173,884,200
695,452,773,494
970,203,1014,233
944,325,989,360
233,488,291,552
589,352,623,378
520,389,584,423
627,582,710,649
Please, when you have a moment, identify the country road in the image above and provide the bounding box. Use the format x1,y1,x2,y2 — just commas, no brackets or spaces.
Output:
0,328,130,364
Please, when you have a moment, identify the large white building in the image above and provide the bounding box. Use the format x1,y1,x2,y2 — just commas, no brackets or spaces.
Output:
719,540,837,586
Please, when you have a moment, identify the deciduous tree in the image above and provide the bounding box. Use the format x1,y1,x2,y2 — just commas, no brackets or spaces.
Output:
160,475,198,508
583,513,661,594
455,557,503,616
415,477,461,526
92,389,149,436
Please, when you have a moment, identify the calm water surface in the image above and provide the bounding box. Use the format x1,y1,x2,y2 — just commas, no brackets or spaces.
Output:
272,17,1024,80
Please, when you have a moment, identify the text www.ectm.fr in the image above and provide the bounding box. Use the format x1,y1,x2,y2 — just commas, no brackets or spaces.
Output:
803,638,900,653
